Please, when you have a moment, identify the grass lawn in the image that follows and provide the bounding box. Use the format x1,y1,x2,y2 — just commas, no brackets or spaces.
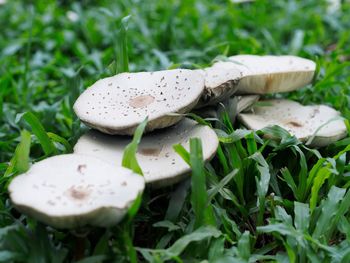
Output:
1,0,350,262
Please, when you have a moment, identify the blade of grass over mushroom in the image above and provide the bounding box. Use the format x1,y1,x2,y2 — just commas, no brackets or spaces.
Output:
120,119,148,263
306,116,346,146
19,112,57,156
189,138,215,228
173,144,190,165
122,117,148,175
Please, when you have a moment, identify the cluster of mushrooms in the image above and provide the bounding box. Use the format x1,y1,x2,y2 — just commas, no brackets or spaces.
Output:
9,55,347,229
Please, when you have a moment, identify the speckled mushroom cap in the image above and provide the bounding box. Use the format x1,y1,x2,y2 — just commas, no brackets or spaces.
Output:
237,95,260,113
74,118,219,188
73,69,205,135
8,154,145,229
213,55,316,94
238,99,347,147
195,66,242,108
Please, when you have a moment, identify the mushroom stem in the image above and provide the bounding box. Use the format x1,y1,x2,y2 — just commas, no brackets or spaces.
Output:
71,228,90,261
74,235,86,261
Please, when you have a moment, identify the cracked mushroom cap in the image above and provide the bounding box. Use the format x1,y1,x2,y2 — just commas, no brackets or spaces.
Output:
73,69,205,135
214,55,316,94
74,118,219,188
238,99,347,147
195,66,242,108
8,154,145,229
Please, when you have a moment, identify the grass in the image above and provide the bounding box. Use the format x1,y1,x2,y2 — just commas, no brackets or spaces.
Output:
1,0,350,262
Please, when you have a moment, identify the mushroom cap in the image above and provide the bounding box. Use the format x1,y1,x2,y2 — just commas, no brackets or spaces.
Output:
214,55,316,94
237,95,260,113
238,99,347,147
195,66,242,108
8,154,145,229
73,69,205,135
74,118,219,188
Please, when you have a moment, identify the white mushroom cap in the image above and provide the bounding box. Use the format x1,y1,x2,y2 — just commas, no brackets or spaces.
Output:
238,99,347,147
74,118,219,188
195,66,242,108
213,55,316,94
8,154,145,229
73,69,205,135
237,95,260,113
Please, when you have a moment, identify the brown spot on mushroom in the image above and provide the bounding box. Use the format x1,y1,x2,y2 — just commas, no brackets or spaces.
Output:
310,108,320,118
138,147,162,156
284,120,303,128
129,95,155,108
77,164,87,174
47,200,56,206
66,186,92,201
263,75,274,93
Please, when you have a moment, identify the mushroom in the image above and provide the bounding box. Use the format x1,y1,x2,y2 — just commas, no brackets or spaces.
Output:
237,95,260,113
8,154,145,229
73,69,205,135
195,66,242,108
74,118,219,188
213,55,316,94
238,99,347,147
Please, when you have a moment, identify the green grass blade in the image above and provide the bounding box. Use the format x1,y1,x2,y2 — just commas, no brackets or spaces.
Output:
294,202,310,232
208,169,238,201
122,117,148,175
165,179,191,222
4,130,31,177
306,158,327,193
245,132,257,156
20,112,57,156
292,146,308,201
47,132,72,153
166,226,221,257
237,231,251,260
116,15,131,73
281,168,298,199
189,138,215,228
251,152,270,226
216,144,229,175
310,166,332,212
173,144,190,165
312,186,345,240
